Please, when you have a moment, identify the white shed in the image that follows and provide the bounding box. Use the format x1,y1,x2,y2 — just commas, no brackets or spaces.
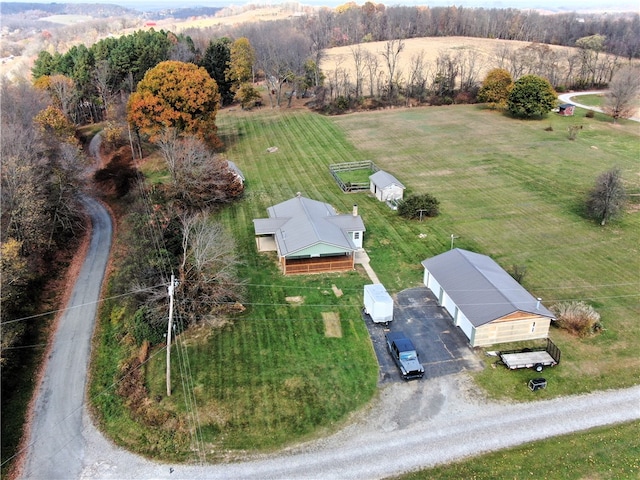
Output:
421,249,555,347
369,170,405,202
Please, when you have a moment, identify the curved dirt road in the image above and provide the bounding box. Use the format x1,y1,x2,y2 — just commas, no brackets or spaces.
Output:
19,196,112,480
79,380,639,479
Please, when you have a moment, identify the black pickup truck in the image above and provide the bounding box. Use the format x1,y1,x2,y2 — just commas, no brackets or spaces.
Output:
386,331,424,380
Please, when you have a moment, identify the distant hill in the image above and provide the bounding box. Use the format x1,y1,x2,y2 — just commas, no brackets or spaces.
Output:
149,7,222,20
0,2,222,20
0,2,138,17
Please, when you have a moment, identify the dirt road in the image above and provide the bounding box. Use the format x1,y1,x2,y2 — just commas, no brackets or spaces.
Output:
19,196,112,480
79,379,639,479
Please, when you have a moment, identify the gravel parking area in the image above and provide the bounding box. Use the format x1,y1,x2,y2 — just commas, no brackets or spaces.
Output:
363,286,483,384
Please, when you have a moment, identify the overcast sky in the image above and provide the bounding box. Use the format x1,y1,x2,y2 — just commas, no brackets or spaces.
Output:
52,0,639,12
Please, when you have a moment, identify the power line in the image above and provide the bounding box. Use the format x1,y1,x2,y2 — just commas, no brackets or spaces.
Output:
0,284,167,326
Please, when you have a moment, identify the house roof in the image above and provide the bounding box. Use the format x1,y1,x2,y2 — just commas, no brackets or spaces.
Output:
370,170,405,190
559,103,574,109
253,195,365,257
421,248,555,327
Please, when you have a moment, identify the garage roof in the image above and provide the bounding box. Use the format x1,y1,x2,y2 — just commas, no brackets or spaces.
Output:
421,248,555,326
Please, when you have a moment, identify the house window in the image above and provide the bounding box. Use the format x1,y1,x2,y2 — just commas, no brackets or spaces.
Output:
531,322,536,333
354,232,360,240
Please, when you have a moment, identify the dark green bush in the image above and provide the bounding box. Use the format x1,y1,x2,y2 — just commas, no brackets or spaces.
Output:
397,193,440,219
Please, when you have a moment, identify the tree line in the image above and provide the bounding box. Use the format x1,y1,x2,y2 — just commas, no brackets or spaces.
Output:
28,6,640,121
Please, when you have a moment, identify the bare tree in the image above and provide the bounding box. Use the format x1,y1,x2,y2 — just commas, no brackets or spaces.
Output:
576,34,605,87
93,59,113,116
586,167,627,226
380,39,404,100
603,65,640,122
155,132,243,210
46,74,77,122
177,213,244,325
350,45,366,99
406,50,429,103
457,49,484,92
363,50,380,98
431,51,459,98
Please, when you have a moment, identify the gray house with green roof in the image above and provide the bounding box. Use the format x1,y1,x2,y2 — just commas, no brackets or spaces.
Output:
253,194,365,275
422,248,555,347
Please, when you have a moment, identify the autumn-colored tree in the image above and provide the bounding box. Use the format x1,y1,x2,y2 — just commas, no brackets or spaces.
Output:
227,38,255,91
235,82,262,109
478,68,513,110
34,106,76,143
33,74,76,120
127,61,221,147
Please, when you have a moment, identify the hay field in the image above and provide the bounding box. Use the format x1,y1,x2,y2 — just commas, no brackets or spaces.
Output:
172,6,301,32
321,36,577,84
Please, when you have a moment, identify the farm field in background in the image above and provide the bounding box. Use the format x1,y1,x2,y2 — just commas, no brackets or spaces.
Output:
323,36,577,86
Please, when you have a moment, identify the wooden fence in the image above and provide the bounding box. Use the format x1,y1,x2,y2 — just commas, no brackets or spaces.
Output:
328,160,379,193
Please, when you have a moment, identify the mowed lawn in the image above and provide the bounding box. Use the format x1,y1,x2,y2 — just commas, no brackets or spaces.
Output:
141,104,639,459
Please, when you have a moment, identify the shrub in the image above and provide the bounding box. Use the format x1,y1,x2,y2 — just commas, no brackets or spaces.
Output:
508,264,527,284
102,121,125,150
397,193,440,220
551,301,602,337
585,110,595,118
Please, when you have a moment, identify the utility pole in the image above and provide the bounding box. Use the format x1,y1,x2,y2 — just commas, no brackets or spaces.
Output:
166,273,177,397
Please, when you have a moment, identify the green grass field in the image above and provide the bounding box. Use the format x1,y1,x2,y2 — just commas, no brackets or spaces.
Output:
93,103,639,464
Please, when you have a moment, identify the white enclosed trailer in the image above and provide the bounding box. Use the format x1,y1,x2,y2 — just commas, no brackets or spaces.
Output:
363,284,393,324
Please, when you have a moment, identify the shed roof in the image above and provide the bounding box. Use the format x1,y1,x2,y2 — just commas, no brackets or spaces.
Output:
253,195,365,257
370,170,405,190
226,160,245,181
421,249,554,327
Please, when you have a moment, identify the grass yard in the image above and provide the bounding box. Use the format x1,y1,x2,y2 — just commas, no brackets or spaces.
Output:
334,167,374,185
94,103,638,463
328,105,640,395
395,420,640,480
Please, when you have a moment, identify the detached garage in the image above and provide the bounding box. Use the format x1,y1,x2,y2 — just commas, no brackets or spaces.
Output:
421,248,555,347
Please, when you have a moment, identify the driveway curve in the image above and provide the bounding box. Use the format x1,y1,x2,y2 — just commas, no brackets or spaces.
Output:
558,90,640,122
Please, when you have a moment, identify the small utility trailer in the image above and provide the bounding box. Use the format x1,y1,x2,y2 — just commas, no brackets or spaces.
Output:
499,338,561,372
363,283,393,324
